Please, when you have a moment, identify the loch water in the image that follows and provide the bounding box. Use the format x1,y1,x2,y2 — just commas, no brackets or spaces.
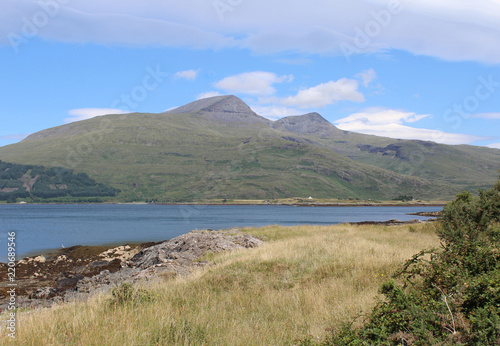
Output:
0,204,442,261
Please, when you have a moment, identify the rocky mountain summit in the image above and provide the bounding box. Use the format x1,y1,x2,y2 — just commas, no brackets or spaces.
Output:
167,95,270,125
272,112,341,136
0,229,263,310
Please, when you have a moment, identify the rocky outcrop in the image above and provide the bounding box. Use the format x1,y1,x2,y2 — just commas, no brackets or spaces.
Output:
132,229,263,269
0,229,264,310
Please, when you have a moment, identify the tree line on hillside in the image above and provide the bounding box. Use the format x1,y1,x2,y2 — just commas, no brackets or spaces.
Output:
0,160,120,202
301,177,500,345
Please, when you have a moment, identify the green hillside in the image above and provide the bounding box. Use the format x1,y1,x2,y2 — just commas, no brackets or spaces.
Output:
0,95,498,201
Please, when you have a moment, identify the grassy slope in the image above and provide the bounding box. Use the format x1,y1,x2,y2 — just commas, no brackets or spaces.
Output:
6,223,440,345
0,112,439,201
294,129,500,195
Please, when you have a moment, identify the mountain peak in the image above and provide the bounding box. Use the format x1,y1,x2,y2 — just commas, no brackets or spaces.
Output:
168,95,251,115
201,95,255,114
273,112,340,135
300,112,330,123
166,95,268,125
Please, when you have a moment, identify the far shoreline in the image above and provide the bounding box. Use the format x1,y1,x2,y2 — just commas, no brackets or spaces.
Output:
1,200,448,207
153,202,447,207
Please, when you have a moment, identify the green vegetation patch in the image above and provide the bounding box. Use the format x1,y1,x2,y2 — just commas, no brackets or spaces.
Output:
0,160,120,202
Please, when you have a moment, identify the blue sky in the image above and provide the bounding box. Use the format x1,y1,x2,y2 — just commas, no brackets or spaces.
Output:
1,0,499,148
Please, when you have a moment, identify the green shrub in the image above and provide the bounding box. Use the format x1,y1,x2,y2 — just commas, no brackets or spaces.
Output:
108,283,155,307
314,177,500,345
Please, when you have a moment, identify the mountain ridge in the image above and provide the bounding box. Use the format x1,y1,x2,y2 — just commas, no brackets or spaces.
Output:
0,95,499,201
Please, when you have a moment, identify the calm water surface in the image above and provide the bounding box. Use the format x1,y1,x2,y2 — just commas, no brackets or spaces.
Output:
0,204,442,261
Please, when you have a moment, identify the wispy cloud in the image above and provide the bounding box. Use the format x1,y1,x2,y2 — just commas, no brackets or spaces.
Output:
335,107,484,145
356,69,377,87
64,108,128,123
472,112,500,119
274,57,313,65
215,71,293,96
197,91,222,100
487,142,500,149
2,1,499,63
337,107,431,126
250,105,301,120
175,69,199,81
0,133,30,141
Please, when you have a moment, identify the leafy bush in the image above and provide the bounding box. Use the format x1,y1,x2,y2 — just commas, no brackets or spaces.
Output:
6,196,17,204
315,178,500,345
393,195,414,202
108,283,156,307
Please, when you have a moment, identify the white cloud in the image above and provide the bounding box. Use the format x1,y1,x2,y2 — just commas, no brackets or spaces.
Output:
0,133,30,141
1,1,236,49
338,107,432,125
64,108,128,123
336,108,484,145
356,69,377,87
472,112,500,119
487,143,500,149
249,105,301,120
175,69,199,80
215,71,293,96
3,1,499,63
197,91,222,100
279,78,365,108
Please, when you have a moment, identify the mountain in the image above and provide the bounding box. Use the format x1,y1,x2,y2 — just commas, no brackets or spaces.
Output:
276,120,500,192
0,95,499,201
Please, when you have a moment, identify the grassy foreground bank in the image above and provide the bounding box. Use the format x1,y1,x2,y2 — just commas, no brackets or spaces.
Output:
3,223,439,345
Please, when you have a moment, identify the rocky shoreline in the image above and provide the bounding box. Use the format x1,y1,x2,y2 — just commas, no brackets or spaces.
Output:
408,210,442,218
349,218,434,226
0,229,263,311
349,211,441,226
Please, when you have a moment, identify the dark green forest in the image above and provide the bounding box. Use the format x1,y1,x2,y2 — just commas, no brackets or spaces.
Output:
0,160,119,202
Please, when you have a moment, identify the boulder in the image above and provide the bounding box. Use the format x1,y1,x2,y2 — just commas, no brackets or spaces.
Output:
33,255,46,263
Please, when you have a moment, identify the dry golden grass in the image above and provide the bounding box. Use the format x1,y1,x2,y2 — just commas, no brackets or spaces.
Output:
3,223,439,345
